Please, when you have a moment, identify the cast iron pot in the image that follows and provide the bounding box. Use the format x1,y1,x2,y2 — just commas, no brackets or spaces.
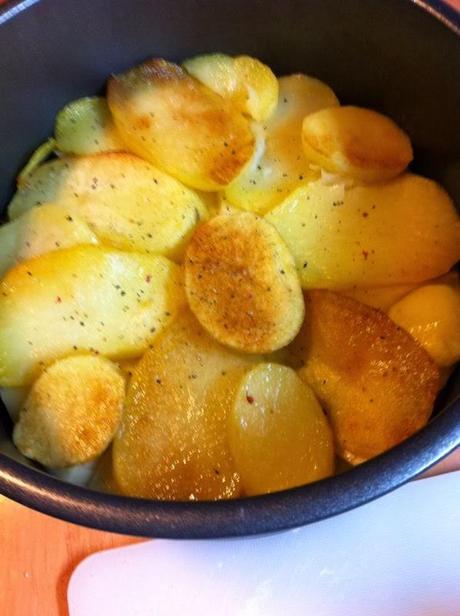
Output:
0,0,459,539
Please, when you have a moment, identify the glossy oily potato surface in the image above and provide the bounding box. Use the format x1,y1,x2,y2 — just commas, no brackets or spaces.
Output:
185,212,304,353
108,59,255,191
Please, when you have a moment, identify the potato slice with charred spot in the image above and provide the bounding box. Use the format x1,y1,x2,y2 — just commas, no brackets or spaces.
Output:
55,96,126,155
185,212,304,353
8,153,207,259
302,106,413,182
113,310,260,500
108,58,255,191
389,277,460,367
289,291,439,462
224,74,339,214
0,245,185,386
13,355,125,468
184,53,278,121
267,174,460,289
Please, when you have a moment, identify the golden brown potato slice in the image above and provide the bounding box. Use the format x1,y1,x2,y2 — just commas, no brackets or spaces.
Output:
13,355,125,468
183,53,278,121
228,363,334,495
112,310,258,500
225,74,339,214
389,277,460,367
9,153,207,260
289,291,439,462
267,174,460,289
55,96,126,155
185,212,304,353
302,106,413,182
108,58,255,191
0,203,98,277
0,245,185,386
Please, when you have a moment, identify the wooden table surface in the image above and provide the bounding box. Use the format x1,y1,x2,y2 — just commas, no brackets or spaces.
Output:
0,0,459,615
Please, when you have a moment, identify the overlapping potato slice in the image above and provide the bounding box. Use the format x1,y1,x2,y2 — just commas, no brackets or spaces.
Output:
8,153,207,259
17,138,56,186
0,245,185,386
267,174,460,289
289,291,439,463
389,277,460,367
302,106,413,182
113,310,259,500
183,53,278,121
107,58,255,191
55,96,126,155
224,74,339,214
228,363,334,495
185,212,304,353
341,283,418,311
13,355,125,468
0,203,98,277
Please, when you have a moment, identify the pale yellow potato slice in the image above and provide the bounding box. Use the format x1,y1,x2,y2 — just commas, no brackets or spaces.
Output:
13,355,125,468
290,291,439,462
341,283,418,311
0,203,98,277
184,53,278,121
0,245,185,386
267,174,460,289
224,74,339,214
185,212,304,353
302,106,413,182
108,58,255,191
228,363,334,496
389,277,460,367
55,96,126,155
8,153,207,259
112,310,259,500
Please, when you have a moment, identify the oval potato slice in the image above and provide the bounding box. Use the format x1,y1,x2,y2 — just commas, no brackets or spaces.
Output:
0,245,185,386
228,362,334,495
389,278,460,367
185,212,304,353
107,58,255,191
224,74,339,214
8,153,207,259
184,53,278,121
302,106,413,182
55,96,126,155
13,355,125,468
267,174,460,289
289,291,440,462
113,310,257,500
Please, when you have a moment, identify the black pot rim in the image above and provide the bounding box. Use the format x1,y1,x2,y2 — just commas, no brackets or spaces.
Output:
0,0,459,539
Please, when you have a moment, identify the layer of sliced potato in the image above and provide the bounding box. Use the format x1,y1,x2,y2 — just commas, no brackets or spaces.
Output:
302,106,413,182
55,96,126,155
224,74,339,214
228,363,334,495
184,53,278,121
267,174,460,289
289,291,439,463
389,278,460,367
0,203,98,277
9,153,207,259
17,138,57,187
107,58,255,191
113,310,259,500
185,212,304,353
341,283,418,311
13,355,125,468
0,245,185,386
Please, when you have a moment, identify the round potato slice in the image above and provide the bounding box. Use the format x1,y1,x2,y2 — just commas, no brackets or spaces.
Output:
185,212,304,353
290,291,440,463
302,106,413,182
108,58,255,191
228,363,334,495
13,355,125,468
389,279,460,367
